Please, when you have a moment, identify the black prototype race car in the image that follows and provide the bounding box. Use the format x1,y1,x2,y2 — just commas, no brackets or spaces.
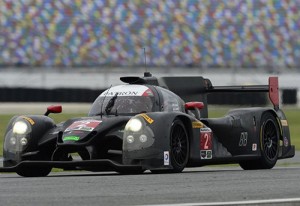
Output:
0,73,295,177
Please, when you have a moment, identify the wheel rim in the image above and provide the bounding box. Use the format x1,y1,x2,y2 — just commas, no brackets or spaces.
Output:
171,124,188,166
262,119,278,161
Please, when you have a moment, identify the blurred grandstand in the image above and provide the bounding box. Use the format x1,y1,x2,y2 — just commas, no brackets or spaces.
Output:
0,0,299,69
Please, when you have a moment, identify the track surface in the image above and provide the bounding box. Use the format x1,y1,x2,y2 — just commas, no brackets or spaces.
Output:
1,104,299,205
0,163,300,206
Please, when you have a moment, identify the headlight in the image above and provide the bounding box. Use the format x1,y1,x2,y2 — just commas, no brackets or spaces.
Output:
126,135,135,143
12,121,28,135
9,137,17,145
20,137,28,146
139,134,148,143
125,118,142,132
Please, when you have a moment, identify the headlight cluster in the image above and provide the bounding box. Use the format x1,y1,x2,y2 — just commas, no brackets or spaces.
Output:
9,120,31,147
123,117,154,151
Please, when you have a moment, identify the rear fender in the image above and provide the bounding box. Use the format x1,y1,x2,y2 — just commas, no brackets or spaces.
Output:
215,108,276,156
226,107,294,158
275,109,294,158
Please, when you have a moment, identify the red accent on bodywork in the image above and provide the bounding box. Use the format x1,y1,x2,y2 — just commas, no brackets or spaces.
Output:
185,102,204,110
142,88,154,96
65,120,102,132
269,77,279,110
47,105,62,114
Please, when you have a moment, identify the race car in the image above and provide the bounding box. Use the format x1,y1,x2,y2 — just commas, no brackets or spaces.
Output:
0,72,295,177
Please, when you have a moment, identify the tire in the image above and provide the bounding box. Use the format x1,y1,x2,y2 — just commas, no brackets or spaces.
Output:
16,166,52,177
15,153,53,177
151,118,189,174
239,112,280,170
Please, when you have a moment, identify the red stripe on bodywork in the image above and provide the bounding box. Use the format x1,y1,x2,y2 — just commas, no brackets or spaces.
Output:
269,77,279,110
142,89,153,96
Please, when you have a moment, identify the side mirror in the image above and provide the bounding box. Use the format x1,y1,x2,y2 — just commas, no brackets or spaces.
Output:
44,105,62,116
185,102,204,120
185,102,204,110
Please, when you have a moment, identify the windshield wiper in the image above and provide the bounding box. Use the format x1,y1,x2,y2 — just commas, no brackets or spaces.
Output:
105,93,118,115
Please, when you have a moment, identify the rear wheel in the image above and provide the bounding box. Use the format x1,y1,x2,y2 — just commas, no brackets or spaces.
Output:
151,119,189,174
239,112,279,170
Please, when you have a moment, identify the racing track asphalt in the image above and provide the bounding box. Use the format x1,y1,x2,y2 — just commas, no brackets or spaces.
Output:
0,155,300,206
0,103,299,205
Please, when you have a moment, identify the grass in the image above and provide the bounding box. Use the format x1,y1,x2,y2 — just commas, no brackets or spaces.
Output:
0,107,299,157
282,108,300,150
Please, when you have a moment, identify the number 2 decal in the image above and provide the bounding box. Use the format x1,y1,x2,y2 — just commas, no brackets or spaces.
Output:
200,130,212,150
203,133,210,149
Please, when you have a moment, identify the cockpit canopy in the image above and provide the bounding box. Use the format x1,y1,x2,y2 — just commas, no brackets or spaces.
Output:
88,85,155,116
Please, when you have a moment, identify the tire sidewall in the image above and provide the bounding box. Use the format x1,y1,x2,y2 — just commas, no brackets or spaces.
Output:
259,113,280,169
170,119,189,172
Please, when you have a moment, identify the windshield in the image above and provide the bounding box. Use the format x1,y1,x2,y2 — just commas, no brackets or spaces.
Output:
88,85,155,116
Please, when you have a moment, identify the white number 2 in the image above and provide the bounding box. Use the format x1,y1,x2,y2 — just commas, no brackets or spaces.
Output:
204,133,209,149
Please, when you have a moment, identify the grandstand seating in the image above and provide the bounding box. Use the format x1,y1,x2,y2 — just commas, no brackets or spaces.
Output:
0,0,299,68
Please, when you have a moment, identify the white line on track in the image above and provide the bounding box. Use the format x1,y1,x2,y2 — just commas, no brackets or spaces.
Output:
140,198,300,206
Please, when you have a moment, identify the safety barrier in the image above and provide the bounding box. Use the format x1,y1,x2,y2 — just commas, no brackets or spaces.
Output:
0,87,297,106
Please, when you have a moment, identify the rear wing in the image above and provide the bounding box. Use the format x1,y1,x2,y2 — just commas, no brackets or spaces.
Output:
208,77,279,110
159,76,280,118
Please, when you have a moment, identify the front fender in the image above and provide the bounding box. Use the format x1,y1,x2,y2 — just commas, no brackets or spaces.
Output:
122,112,193,169
3,115,56,166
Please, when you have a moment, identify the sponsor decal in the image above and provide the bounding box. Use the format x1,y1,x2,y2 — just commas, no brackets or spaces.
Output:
284,136,289,147
281,120,288,126
171,103,180,111
102,91,139,96
192,121,203,128
63,136,80,141
164,151,169,165
239,132,248,147
139,113,154,124
200,150,212,159
21,116,35,125
252,143,257,151
65,120,102,132
200,128,211,132
200,130,213,159
100,85,152,97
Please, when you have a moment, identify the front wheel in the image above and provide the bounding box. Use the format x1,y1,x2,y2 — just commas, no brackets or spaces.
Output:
16,166,52,177
239,112,280,170
151,118,189,174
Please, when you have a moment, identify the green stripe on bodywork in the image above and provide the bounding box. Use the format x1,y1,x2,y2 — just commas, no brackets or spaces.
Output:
63,136,80,141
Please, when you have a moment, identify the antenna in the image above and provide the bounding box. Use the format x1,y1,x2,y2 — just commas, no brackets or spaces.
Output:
143,47,152,77
143,47,147,73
